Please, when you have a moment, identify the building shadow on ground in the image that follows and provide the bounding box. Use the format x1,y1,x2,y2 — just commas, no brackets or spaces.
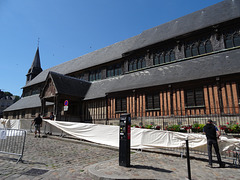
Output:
131,164,173,173
0,156,47,166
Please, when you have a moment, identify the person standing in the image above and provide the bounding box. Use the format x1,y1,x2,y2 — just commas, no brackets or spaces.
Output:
49,112,54,135
203,119,225,168
32,114,42,138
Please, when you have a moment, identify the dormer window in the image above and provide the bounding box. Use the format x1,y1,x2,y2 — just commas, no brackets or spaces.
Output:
128,55,146,72
224,28,240,49
185,37,213,58
153,49,175,65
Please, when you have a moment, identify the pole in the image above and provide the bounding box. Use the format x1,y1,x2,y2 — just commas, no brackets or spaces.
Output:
186,138,191,180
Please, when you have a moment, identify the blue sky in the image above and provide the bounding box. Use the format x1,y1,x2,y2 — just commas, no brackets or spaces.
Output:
0,0,223,96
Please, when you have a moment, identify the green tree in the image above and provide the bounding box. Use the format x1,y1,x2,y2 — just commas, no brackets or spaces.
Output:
4,91,13,96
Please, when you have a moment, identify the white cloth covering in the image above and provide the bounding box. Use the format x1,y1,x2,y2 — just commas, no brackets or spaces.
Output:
43,119,240,151
1,118,240,151
0,118,20,129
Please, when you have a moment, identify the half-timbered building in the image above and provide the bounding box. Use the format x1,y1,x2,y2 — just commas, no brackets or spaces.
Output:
4,0,240,128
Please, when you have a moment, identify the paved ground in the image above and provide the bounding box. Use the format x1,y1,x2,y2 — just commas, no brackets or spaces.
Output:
0,133,240,180
0,133,118,180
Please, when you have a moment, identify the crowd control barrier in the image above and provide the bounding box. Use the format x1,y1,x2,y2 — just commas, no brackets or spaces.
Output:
0,128,27,163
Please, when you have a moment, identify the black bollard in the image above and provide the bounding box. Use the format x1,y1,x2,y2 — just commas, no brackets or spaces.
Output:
186,139,191,180
119,114,131,167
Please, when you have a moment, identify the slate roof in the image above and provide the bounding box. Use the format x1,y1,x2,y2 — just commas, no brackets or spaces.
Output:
84,49,240,100
27,47,42,75
24,0,240,88
45,71,91,98
5,48,240,111
4,94,53,112
30,48,41,70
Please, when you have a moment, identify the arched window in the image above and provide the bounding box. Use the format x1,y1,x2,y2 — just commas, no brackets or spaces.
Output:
137,56,146,69
191,43,198,56
199,42,205,55
137,59,142,69
154,53,160,65
233,33,240,47
107,66,113,77
141,58,146,68
170,50,175,62
133,60,137,71
160,53,164,64
185,38,212,58
224,28,240,49
164,52,170,63
115,64,122,76
128,56,146,72
225,34,233,48
185,45,191,58
128,60,133,71
205,40,213,53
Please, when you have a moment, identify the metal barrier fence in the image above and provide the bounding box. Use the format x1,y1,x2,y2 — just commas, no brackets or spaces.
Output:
155,142,240,167
0,128,27,163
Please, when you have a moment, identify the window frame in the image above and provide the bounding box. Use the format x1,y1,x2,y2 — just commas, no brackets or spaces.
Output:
185,37,213,58
115,97,127,113
89,69,102,81
224,28,240,49
153,49,175,65
107,63,122,78
185,87,205,108
145,93,160,111
128,55,146,72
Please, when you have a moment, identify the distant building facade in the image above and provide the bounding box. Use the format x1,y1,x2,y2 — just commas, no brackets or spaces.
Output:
4,0,240,127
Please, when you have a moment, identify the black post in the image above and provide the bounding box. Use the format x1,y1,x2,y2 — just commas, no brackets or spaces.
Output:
119,113,131,167
186,139,191,180
105,94,108,125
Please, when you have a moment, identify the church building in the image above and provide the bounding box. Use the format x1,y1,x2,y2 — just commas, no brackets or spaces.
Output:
4,0,240,128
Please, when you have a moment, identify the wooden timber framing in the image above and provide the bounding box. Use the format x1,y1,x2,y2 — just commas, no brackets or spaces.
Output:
82,78,240,124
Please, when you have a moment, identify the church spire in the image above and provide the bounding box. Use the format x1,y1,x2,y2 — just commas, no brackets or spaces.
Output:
26,47,43,84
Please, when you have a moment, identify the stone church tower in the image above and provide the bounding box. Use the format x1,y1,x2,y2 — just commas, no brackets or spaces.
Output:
26,47,42,84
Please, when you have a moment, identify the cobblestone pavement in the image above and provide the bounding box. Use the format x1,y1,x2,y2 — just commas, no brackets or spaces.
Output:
88,151,240,180
1,133,240,180
0,133,118,180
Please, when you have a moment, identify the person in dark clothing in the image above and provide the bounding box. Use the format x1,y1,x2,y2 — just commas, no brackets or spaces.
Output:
203,119,225,168
48,112,54,135
32,114,42,138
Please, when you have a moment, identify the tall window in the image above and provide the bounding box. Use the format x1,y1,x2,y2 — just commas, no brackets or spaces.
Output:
115,97,127,112
76,73,85,80
224,29,240,49
154,49,175,65
107,63,122,78
21,111,25,118
89,69,101,81
185,38,213,58
185,88,204,107
128,56,146,71
146,93,160,110
31,109,36,117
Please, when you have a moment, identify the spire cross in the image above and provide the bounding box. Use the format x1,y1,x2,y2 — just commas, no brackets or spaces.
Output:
37,38,40,47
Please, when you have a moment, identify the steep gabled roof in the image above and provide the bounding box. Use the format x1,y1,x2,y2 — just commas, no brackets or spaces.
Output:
23,0,240,89
3,94,53,112
31,47,41,69
26,47,43,84
84,49,240,100
41,71,91,98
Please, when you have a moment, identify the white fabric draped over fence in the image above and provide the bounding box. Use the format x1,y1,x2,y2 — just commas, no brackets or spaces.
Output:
1,118,240,151
43,119,240,151
0,118,20,129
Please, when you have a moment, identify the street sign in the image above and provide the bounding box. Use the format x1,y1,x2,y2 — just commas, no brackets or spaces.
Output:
64,100,69,106
64,106,68,111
